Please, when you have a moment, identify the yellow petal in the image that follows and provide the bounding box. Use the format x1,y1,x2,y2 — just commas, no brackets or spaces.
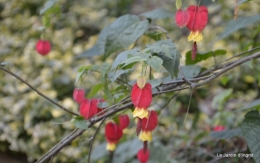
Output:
139,131,152,142
106,143,116,151
188,31,203,42
133,108,148,119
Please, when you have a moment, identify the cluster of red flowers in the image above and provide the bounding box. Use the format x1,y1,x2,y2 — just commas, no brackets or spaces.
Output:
175,5,208,60
131,76,158,163
73,88,130,151
73,88,105,120
105,115,130,151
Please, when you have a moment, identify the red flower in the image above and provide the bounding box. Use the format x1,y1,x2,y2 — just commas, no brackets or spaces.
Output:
175,9,190,28
79,99,105,119
131,82,152,119
119,114,130,130
139,110,158,142
105,122,123,151
137,148,150,163
131,83,152,108
214,125,226,131
36,40,51,55
186,5,208,42
73,88,85,104
141,110,158,132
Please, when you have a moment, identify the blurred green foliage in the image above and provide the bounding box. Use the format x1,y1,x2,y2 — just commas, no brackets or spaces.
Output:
1,0,260,163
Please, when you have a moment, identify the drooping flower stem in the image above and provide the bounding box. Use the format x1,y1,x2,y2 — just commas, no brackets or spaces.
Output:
143,141,148,152
108,151,114,163
192,41,197,60
136,118,142,136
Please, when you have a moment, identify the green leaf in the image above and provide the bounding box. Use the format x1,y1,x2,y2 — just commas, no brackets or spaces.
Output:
185,49,226,65
212,89,233,108
76,45,102,58
113,138,143,163
75,66,91,85
140,8,174,19
241,110,260,162
89,143,108,162
111,48,140,70
98,101,108,108
145,40,181,78
210,128,242,139
104,82,113,100
40,0,58,15
108,69,131,82
71,116,88,130
100,62,110,82
78,15,148,59
239,99,260,112
146,56,163,71
148,79,162,88
0,62,11,67
158,53,181,78
104,16,149,58
219,14,260,40
237,0,252,5
87,83,103,98
121,53,150,67
144,39,176,59
177,65,201,79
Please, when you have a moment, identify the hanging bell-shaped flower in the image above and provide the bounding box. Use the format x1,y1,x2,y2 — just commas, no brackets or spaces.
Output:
105,122,123,151
79,99,105,119
131,80,152,119
139,110,158,142
36,40,51,56
186,5,208,42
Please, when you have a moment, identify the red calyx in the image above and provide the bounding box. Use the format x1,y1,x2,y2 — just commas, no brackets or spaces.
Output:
36,40,51,56
175,9,190,28
73,88,85,104
214,125,226,131
137,148,150,163
186,5,208,32
141,110,158,132
131,83,152,108
119,114,130,130
79,99,105,119
105,122,123,143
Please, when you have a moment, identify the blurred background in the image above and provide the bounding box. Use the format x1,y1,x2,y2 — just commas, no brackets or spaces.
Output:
0,0,260,162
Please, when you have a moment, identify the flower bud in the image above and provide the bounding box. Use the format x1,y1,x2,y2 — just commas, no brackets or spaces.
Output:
73,88,85,104
137,76,146,89
175,0,182,10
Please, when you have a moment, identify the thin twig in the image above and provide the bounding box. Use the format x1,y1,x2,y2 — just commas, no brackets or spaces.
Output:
87,118,106,163
183,87,193,125
0,66,79,116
